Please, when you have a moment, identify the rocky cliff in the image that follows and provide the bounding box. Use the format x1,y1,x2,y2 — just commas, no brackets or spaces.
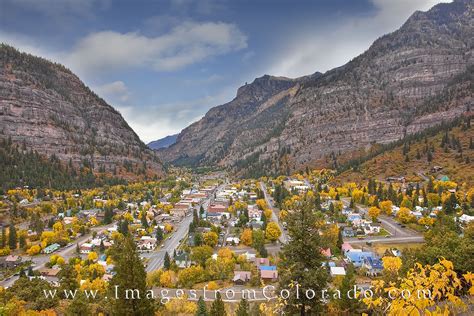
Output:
0,45,163,179
160,0,473,177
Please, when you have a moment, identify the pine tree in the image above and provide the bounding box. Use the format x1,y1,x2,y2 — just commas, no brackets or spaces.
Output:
66,292,92,316
278,192,329,315
236,298,249,316
8,224,17,250
193,209,200,226
156,226,163,243
141,212,149,229
107,235,155,315
336,228,343,250
19,234,26,249
1,225,6,248
59,263,79,299
332,264,362,314
164,252,171,270
210,292,226,316
196,296,208,316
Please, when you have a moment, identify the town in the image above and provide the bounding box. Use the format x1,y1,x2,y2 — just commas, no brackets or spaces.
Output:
1,166,473,314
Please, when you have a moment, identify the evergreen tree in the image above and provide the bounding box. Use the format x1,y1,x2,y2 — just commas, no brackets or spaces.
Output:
427,177,434,193
236,298,249,316
156,226,163,243
141,212,149,229
196,296,208,316
19,234,26,249
210,292,226,316
99,240,105,253
107,235,155,315
164,252,171,270
1,225,6,248
8,224,17,250
332,264,362,314
336,228,343,250
193,209,200,226
59,263,79,299
443,192,458,214
103,208,114,224
66,292,92,316
278,192,330,315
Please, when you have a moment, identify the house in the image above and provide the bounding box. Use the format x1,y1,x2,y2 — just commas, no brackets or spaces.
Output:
431,166,443,172
207,204,227,215
386,176,405,183
233,271,252,285
459,214,474,225
260,266,278,281
321,248,332,258
38,267,60,278
255,257,270,267
243,252,256,262
80,243,94,254
248,205,262,220
175,252,192,268
330,266,346,277
137,237,157,252
363,223,381,235
341,242,353,253
347,213,362,224
363,257,383,276
102,274,114,282
226,236,240,246
43,243,61,254
2,255,22,268
345,250,375,267
342,227,355,238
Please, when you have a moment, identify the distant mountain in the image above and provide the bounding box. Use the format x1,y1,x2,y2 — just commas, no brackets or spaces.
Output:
148,134,178,150
0,44,164,183
159,0,473,177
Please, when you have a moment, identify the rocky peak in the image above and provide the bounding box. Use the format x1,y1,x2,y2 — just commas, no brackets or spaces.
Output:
236,74,296,101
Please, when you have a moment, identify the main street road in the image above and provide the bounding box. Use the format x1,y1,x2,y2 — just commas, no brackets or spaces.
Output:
144,213,194,272
144,184,225,272
0,222,116,288
260,182,288,244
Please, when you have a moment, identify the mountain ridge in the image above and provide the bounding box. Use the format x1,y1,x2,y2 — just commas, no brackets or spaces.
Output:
159,0,473,177
148,134,178,150
0,44,164,181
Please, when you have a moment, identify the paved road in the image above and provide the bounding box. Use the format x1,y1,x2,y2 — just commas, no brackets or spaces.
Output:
260,182,288,244
143,213,194,272
340,198,420,238
0,222,116,288
144,184,224,272
345,236,424,245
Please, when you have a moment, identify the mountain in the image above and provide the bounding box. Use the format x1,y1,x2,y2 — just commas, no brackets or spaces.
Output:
0,44,163,182
159,0,473,177
148,134,178,150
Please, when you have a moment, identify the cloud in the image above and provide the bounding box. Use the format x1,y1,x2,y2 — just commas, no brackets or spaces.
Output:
115,87,235,142
64,21,247,75
267,0,452,77
96,81,130,102
1,0,109,17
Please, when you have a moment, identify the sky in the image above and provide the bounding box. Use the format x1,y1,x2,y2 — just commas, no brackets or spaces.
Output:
0,0,451,143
